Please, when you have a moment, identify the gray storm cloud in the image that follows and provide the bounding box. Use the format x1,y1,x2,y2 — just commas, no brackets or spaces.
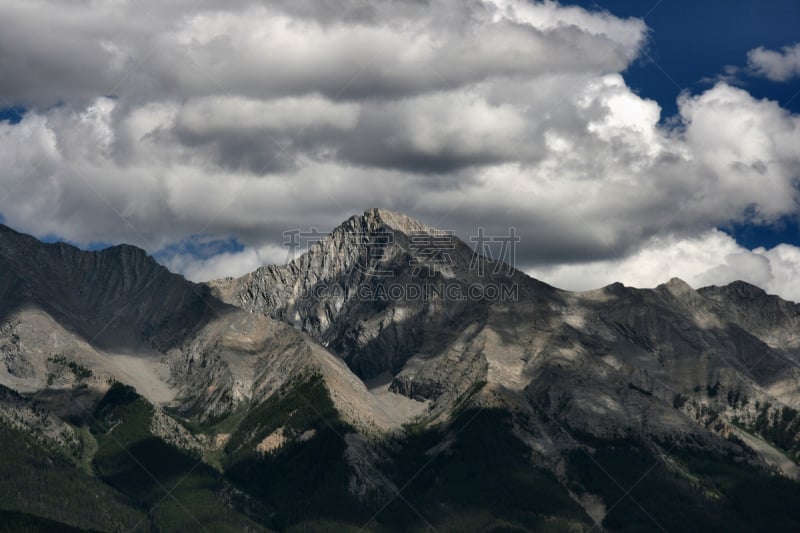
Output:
0,0,799,298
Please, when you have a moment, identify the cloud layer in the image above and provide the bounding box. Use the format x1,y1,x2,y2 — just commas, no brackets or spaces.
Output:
748,42,800,82
528,229,800,301
0,1,799,300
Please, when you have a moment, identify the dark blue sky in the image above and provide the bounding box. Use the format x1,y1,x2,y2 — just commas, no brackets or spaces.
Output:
568,0,800,115
0,107,24,124
568,0,800,249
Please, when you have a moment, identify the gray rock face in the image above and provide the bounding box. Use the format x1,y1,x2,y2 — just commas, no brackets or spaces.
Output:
210,209,800,472
699,281,800,357
0,209,799,485
0,384,79,449
0,224,214,352
0,219,428,432
210,208,545,379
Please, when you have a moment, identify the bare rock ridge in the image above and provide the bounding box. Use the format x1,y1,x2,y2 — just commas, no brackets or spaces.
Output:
1,208,800,519
209,209,800,472
699,280,800,357
0,224,214,351
210,207,549,380
0,219,428,430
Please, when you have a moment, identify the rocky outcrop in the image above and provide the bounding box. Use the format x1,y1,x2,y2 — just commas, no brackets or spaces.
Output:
0,224,214,352
699,281,800,355
0,384,79,450
208,209,800,470
0,219,429,431
1,210,800,485
210,208,543,381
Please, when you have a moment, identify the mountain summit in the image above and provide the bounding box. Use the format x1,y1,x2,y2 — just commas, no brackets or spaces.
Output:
1,211,800,531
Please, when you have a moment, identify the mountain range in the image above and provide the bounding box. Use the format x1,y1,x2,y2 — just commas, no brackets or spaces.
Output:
1,208,800,532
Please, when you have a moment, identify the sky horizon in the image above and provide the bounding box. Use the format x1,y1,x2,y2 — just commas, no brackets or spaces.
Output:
1,0,799,299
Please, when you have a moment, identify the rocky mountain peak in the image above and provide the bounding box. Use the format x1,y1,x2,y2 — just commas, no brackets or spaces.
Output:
360,207,435,235
665,276,692,288
0,223,154,278
0,224,212,351
210,209,531,379
3,215,800,532
658,277,695,297
721,279,769,299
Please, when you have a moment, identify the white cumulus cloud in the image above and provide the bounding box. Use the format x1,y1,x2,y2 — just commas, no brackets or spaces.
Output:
0,1,798,300
528,230,800,303
747,42,800,81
